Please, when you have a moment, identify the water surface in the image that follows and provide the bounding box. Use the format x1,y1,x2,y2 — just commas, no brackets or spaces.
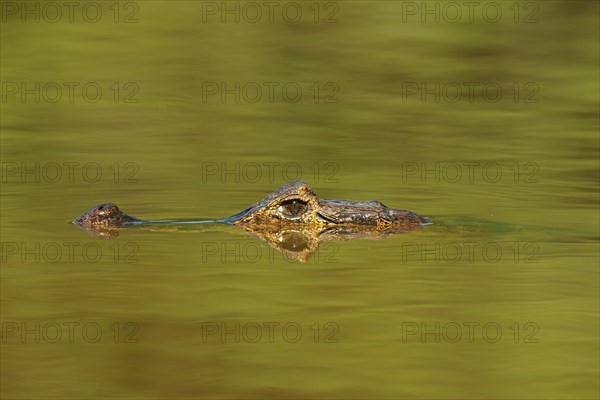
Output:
1,1,598,399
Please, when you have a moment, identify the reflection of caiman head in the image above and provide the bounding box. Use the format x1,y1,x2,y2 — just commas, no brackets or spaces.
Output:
242,226,413,263
228,180,430,231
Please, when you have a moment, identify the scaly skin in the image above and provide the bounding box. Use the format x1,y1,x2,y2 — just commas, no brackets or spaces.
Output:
229,180,430,230
73,203,142,229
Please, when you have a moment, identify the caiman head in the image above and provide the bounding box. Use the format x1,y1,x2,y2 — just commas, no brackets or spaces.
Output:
73,203,141,230
228,180,431,231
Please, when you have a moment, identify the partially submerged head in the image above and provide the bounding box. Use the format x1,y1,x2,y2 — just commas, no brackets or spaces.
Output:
73,203,140,228
229,179,430,230
228,180,322,226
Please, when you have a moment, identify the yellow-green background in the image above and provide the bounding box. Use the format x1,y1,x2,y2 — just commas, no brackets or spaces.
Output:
1,1,598,399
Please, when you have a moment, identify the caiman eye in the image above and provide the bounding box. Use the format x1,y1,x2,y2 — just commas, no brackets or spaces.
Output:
97,204,117,216
277,199,308,219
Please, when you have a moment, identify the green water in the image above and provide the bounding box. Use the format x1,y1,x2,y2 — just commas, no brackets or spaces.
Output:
1,1,598,399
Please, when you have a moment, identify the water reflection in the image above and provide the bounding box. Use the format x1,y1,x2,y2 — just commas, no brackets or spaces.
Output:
73,215,429,262
237,224,423,262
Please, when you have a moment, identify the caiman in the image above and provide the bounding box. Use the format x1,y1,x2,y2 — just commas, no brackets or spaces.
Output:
73,180,431,261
